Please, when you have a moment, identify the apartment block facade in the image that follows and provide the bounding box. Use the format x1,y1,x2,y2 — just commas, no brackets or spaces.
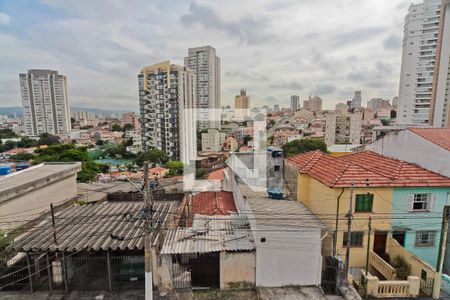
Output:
325,112,362,146
138,61,196,163
235,89,250,109
20,69,71,136
290,95,300,113
184,45,220,129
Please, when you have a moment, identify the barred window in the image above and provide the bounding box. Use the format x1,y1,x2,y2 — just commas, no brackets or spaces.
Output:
415,230,435,247
343,231,364,247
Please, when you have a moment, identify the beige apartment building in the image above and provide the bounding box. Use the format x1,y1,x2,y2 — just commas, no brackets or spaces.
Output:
325,111,362,146
201,128,226,152
235,89,250,109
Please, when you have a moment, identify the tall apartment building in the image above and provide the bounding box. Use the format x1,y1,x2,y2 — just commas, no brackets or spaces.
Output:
235,89,250,109
290,95,300,113
303,95,323,113
335,102,349,113
430,0,450,126
19,69,71,136
184,46,220,129
138,61,196,163
351,91,362,109
274,104,280,112
325,112,362,146
397,0,442,125
121,112,141,132
201,128,226,152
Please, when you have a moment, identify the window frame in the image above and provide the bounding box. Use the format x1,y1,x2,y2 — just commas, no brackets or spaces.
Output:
354,193,374,213
411,193,432,212
415,230,436,247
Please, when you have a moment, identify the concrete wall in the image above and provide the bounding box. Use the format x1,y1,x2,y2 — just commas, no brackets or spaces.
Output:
392,187,450,268
283,160,298,198
220,251,255,289
254,226,322,287
366,130,450,177
0,174,78,230
297,174,392,268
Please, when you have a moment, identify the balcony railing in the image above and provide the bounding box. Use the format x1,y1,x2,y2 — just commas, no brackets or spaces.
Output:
361,271,420,298
370,251,396,280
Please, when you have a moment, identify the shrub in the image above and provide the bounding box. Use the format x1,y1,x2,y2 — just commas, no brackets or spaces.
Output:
392,255,411,280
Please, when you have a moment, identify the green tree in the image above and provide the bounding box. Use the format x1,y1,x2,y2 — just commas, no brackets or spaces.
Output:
33,144,99,182
96,139,104,146
10,152,35,161
17,136,38,148
165,160,183,176
135,149,169,167
0,129,18,139
195,168,208,179
381,119,390,126
111,124,122,132
122,123,134,132
282,138,327,157
38,133,60,145
243,135,253,146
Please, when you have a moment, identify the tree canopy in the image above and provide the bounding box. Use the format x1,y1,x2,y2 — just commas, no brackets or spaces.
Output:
165,160,183,176
281,138,327,157
135,149,169,167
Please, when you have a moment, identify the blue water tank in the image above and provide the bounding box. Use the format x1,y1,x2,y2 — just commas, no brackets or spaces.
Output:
267,188,284,200
0,165,11,176
15,163,30,171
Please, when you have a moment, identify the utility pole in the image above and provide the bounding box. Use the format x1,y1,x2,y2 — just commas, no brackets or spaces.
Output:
365,216,372,275
344,179,354,283
143,161,153,300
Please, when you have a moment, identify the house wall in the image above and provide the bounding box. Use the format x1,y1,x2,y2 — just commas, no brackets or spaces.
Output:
220,251,255,289
0,174,78,230
283,160,298,198
392,187,450,268
254,226,322,286
366,130,450,177
297,174,392,268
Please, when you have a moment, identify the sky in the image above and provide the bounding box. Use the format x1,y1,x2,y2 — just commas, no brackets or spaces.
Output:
0,0,412,111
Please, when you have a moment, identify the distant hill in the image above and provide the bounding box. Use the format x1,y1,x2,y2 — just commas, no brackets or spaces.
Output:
0,106,137,118
0,106,22,117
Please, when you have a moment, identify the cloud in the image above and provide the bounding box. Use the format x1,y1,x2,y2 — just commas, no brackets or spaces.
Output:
311,83,336,95
180,2,274,44
269,80,303,90
0,12,10,25
383,34,402,49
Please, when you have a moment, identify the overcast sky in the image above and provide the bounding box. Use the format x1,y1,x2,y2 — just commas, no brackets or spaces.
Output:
0,0,412,111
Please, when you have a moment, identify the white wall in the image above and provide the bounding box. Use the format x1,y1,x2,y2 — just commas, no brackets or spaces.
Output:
254,226,322,287
366,130,450,177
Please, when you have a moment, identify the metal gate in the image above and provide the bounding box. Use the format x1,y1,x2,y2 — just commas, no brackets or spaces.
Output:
322,256,345,294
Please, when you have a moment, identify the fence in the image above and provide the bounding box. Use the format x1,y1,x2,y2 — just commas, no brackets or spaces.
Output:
0,250,145,292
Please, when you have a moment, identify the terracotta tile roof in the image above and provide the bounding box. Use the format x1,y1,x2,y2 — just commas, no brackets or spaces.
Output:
208,168,226,181
286,150,450,188
191,191,237,216
408,127,450,152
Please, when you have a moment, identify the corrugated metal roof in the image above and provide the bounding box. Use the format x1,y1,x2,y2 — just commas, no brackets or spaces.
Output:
11,201,176,252
160,214,255,254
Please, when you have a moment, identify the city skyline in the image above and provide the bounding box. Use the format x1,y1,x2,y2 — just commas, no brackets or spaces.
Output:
0,0,412,110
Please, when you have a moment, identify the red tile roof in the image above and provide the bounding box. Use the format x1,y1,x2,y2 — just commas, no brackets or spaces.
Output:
191,191,237,216
208,168,226,181
286,150,450,188
408,127,450,152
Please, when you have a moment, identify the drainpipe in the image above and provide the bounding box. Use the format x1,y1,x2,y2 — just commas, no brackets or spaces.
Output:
333,188,345,257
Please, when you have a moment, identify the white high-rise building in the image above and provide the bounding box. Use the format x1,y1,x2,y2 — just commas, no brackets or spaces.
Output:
430,0,450,127
351,91,362,109
139,61,196,163
290,95,300,113
19,69,71,136
184,45,220,129
397,0,441,125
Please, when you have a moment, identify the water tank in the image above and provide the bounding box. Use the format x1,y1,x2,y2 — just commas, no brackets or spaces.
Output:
0,164,11,176
15,163,30,171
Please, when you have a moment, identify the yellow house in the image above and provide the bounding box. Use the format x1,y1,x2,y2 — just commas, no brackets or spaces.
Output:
284,150,394,272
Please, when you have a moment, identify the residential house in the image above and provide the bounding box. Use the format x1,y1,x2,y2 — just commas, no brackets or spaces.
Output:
366,127,450,177
284,150,450,297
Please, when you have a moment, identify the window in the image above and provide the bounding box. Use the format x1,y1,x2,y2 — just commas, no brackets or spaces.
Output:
409,193,434,211
343,231,364,247
274,165,280,172
355,193,374,212
415,230,435,247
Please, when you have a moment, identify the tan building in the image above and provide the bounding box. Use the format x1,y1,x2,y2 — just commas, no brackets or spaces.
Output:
303,95,322,113
325,111,361,146
201,128,226,152
235,89,250,109
121,112,140,132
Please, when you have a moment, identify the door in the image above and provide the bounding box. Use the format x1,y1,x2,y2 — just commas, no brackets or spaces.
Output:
373,231,387,256
392,231,406,247
190,253,219,288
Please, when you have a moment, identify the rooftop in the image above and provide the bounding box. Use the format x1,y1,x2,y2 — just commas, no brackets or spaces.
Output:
191,191,237,216
286,150,450,188
240,185,325,228
408,127,450,152
11,201,176,252
160,214,255,254
0,162,82,203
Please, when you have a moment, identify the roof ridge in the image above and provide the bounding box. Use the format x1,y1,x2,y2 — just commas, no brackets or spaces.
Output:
340,152,396,181
331,160,352,187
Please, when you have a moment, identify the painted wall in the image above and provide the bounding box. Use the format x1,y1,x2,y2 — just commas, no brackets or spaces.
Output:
297,174,392,268
366,130,450,177
220,251,255,289
254,227,322,286
392,187,450,268
0,174,78,230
